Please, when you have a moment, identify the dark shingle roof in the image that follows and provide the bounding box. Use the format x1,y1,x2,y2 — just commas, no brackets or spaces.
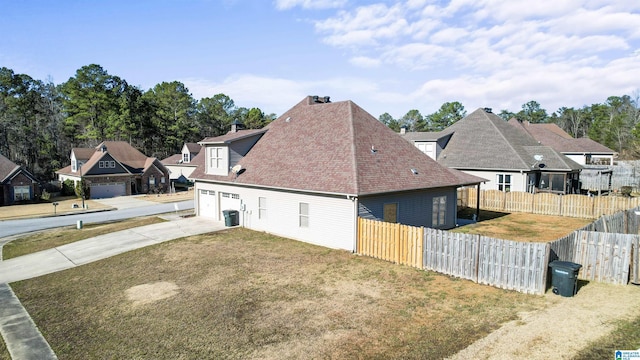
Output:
57,141,164,175
437,108,582,171
191,97,484,195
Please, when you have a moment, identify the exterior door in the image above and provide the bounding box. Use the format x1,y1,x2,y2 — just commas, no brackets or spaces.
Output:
199,190,216,218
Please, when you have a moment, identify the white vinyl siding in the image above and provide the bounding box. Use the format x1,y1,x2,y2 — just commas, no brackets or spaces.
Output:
194,182,355,250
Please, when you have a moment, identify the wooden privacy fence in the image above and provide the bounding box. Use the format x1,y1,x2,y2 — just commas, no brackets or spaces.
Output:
357,218,423,269
358,218,549,295
458,188,640,218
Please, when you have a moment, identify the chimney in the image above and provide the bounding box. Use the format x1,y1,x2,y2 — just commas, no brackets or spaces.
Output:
400,125,407,134
311,95,331,104
231,119,244,133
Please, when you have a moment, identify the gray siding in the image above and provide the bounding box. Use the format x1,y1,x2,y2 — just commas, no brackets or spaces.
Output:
229,134,264,167
359,187,458,229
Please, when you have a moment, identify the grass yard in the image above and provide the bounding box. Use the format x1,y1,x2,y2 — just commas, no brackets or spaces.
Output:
573,315,640,359
12,228,547,359
0,197,110,220
453,209,593,242
2,216,166,260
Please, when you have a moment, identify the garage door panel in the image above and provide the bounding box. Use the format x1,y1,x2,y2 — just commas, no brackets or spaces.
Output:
90,183,126,199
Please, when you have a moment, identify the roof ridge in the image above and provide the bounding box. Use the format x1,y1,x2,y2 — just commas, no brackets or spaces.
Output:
485,111,531,169
347,101,360,195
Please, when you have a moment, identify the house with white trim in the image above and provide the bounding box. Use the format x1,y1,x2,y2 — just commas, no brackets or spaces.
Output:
401,108,583,194
190,96,484,251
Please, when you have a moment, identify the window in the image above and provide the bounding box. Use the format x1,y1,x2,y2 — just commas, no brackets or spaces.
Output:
99,161,105,168
497,174,511,192
149,175,155,186
383,203,398,223
72,160,77,172
210,147,223,169
183,153,190,163
161,176,166,184
299,202,309,228
432,196,447,227
109,161,115,168
14,186,30,201
258,197,267,219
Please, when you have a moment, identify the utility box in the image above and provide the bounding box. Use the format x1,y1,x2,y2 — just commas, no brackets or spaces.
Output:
223,210,239,227
549,261,582,297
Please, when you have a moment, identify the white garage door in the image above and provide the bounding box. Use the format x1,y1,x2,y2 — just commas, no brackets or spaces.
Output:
90,183,126,199
219,192,241,218
199,190,217,218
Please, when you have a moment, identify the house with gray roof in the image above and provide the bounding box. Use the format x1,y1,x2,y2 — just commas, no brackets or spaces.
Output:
56,141,169,198
507,120,616,166
0,153,40,206
190,96,484,251
401,108,582,194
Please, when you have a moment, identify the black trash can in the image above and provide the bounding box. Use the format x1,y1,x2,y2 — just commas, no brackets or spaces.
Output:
549,261,582,297
222,210,239,227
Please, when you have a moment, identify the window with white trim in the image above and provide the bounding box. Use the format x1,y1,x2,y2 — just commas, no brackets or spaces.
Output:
209,147,223,169
149,175,155,186
99,161,105,168
432,196,447,227
258,197,267,219
183,153,190,163
497,174,511,192
299,202,309,228
14,186,30,201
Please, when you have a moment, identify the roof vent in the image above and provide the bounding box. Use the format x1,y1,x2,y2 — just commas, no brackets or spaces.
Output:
484,107,492,113
100,144,108,152
411,168,419,175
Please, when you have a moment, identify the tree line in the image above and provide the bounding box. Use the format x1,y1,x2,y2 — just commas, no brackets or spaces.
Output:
379,97,640,158
1,63,639,182
0,64,275,181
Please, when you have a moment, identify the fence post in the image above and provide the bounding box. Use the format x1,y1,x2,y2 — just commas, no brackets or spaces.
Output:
474,234,481,283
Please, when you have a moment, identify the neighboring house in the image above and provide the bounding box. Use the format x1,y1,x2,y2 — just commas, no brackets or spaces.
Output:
190,96,484,251
401,108,583,194
507,119,616,166
56,141,170,199
0,153,40,206
161,143,203,182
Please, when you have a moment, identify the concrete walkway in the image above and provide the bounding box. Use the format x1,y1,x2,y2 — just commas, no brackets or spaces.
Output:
0,215,226,359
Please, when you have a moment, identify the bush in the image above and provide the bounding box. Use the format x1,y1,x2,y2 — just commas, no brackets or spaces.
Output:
62,179,75,196
621,186,632,197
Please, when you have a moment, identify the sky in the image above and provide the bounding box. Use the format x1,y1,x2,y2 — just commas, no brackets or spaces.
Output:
1,0,640,119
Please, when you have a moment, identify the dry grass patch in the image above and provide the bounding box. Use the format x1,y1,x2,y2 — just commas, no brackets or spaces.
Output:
13,228,547,359
0,335,8,360
452,212,592,242
0,197,111,220
2,216,166,260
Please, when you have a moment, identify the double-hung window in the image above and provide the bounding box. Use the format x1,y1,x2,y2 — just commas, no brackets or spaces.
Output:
432,196,447,227
497,174,511,192
210,147,223,169
299,203,309,228
258,197,267,219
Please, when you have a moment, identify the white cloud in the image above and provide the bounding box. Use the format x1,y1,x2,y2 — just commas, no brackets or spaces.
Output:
349,56,381,68
274,0,346,10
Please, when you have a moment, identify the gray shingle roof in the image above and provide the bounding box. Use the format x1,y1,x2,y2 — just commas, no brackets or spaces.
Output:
191,96,484,195
437,108,582,171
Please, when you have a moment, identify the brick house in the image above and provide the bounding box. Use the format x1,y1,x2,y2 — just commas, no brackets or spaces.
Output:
0,153,41,206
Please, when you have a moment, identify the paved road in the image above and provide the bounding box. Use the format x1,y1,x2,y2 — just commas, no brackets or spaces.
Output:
0,199,194,239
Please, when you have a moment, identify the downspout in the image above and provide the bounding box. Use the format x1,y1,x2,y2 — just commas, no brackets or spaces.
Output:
476,183,481,222
348,195,358,253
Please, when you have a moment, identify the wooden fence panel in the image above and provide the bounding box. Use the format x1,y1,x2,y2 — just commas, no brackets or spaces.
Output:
504,191,534,213
574,231,634,285
532,192,562,216
561,194,594,219
423,229,478,281
477,236,548,295
481,190,505,211
357,218,423,269
549,233,576,262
